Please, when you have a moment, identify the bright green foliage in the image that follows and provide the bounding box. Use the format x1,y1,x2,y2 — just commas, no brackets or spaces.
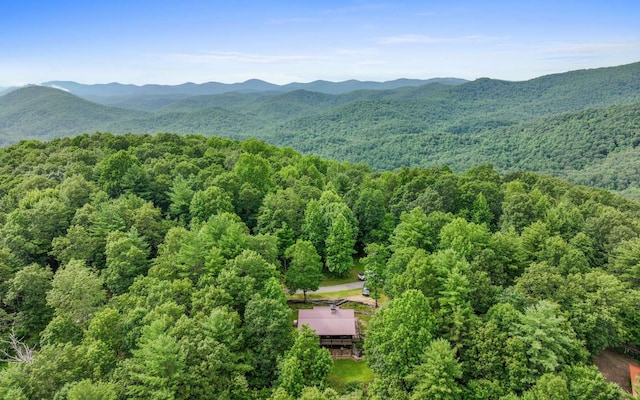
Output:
86,308,127,354
471,192,493,226
325,213,356,277
95,150,149,198
522,373,569,400
243,295,293,388
0,196,72,264
3,263,53,337
609,236,640,286
391,208,433,251
67,379,117,400
170,308,250,400
189,185,234,223
563,364,622,400
438,218,491,260
277,325,333,398
257,188,306,236
437,267,474,345
47,260,107,327
353,187,388,244
51,224,100,266
121,320,186,400
366,289,436,382
1,132,640,398
407,339,463,399
59,174,97,209
104,227,149,294
302,200,326,257
513,300,585,385
285,239,323,302
167,175,194,223
361,242,389,307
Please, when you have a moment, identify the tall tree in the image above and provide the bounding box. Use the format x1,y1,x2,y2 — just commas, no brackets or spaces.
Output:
46,259,106,326
407,338,463,399
325,213,356,277
366,289,436,382
3,263,53,337
103,227,150,295
361,242,389,307
285,240,323,303
276,325,333,398
243,295,293,388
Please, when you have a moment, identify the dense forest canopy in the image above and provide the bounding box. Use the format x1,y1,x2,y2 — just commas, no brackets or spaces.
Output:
0,133,638,399
1,62,640,197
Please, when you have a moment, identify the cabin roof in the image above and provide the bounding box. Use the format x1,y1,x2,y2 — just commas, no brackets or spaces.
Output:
297,306,357,336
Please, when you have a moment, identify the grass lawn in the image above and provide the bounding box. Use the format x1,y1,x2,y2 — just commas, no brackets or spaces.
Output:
327,359,374,392
321,262,365,286
287,288,362,301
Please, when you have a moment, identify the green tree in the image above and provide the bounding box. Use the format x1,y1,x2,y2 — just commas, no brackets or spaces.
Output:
277,325,333,398
167,175,194,223
302,199,326,257
67,379,117,400
361,242,389,307
285,240,324,303
325,213,356,277
437,267,474,346
471,192,493,226
45,260,106,332
438,217,490,260
95,150,149,198
564,364,622,400
103,228,149,295
366,289,436,382
407,338,463,399
243,295,293,388
390,207,433,251
353,187,388,244
522,373,569,400
121,320,186,400
189,185,234,223
513,300,586,386
3,263,53,337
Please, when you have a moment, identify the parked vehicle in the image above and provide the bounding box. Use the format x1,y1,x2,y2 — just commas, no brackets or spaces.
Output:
357,273,366,281
362,286,370,296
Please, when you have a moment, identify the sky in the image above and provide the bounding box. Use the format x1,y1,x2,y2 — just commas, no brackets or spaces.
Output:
1,0,639,86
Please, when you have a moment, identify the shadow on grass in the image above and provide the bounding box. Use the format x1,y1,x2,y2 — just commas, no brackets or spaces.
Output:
327,359,374,393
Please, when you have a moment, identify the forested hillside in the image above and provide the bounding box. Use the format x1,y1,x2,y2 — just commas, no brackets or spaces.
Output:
0,133,638,399
1,62,639,197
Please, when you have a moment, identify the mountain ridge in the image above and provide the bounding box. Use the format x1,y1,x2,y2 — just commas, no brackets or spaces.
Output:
2,61,640,195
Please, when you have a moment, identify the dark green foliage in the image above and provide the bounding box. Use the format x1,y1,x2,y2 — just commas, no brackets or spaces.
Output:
0,133,635,399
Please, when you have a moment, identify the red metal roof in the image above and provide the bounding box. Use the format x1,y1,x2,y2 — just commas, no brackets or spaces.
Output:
631,363,640,397
297,306,357,336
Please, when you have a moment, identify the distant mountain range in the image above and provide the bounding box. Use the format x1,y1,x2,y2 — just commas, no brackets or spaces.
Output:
1,62,640,196
23,77,465,111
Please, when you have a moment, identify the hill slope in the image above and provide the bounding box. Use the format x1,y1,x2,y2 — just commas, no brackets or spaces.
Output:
2,62,640,194
0,86,148,143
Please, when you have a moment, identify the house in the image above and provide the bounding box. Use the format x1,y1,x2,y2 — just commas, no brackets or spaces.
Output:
296,305,360,359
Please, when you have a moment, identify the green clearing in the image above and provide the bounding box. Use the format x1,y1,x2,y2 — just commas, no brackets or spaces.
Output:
287,288,362,301
327,359,374,393
320,262,365,286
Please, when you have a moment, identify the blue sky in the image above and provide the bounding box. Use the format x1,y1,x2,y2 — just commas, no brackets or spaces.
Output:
2,0,639,86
